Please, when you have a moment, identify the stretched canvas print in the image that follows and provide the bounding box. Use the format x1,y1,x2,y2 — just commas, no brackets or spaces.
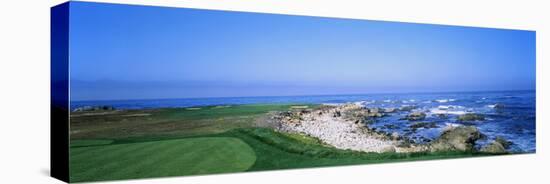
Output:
51,1,536,183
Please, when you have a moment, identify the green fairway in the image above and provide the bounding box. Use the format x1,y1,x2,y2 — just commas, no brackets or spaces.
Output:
70,137,256,182
70,104,316,139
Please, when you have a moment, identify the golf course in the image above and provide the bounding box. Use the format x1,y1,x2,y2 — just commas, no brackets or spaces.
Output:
69,104,494,182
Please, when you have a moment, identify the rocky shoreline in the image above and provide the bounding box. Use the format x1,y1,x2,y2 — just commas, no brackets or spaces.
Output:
273,103,509,154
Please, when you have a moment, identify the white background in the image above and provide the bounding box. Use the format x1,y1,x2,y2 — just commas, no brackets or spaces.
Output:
0,0,548,183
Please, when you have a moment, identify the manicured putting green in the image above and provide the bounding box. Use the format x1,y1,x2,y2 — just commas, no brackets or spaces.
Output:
70,137,256,182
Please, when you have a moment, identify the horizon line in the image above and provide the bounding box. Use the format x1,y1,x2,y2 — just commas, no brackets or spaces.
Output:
70,88,535,103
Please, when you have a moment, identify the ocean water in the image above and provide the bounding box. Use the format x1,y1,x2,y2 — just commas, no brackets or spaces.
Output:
71,90,536,153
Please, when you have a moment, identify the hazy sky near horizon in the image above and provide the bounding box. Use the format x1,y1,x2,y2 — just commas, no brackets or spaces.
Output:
69,2,536,101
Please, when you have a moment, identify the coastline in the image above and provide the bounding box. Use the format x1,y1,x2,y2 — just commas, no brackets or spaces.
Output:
68,101,527,182
71,102,527,154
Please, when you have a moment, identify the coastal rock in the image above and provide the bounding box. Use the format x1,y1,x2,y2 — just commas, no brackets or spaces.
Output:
405,112,426,121
409,122,438,129
368,112,384,118
481,141,507,154
435,113,448,119
481,136,512,153
276,103,398,153
399,105,416,112
457,113,485,122
429,126,482,152
391,132,400,140
333,110,342,117
495,136,513,148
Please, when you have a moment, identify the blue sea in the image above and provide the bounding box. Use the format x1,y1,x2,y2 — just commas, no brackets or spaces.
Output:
71,90,536,153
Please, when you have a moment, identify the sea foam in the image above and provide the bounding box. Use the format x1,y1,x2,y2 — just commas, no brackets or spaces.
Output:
429,105,467,115
435,99,456,103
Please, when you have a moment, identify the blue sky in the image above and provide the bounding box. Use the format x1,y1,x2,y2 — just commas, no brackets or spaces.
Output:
69,2,536,101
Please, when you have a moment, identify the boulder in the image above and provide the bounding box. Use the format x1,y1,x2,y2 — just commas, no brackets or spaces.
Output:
333,110,341,117
481,137,511,154
435,113,448,119
391,132,400,140
399,105,416,112
429,126,482,152
480,141,507,154
368,112,384,118
457,113,485,121
405,112,426,121
495,136,513,148
409,122,438,129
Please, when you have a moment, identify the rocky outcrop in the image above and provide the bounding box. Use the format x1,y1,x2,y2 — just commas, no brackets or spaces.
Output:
404,112,426,121
481,141,506,153
429,126,483,152
274,103,492,154
457,113,485,122
481,136,512,153
409,122,438,129
399,105,416,112
276,104,397,153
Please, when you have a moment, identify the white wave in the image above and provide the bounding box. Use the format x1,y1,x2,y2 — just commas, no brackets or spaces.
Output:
435,99,455,103
438,105,464,110
430,105,467,115
383,99,392,103
352,100,375,107
487,104,497,108
353,101,366,105
430,108,467,115
353,101,367,107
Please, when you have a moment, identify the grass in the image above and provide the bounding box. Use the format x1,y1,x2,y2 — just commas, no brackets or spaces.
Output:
157,104,315,120
70,139,113,147
70,137,256,182
216,128,495,171
69,104,499,182
70,104,317,139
